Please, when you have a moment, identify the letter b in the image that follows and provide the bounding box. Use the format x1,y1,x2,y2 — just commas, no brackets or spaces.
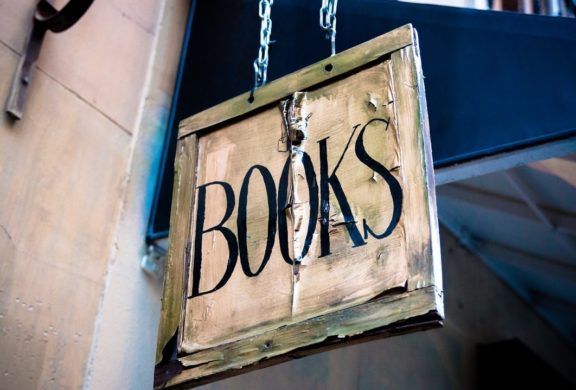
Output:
189,181,238,298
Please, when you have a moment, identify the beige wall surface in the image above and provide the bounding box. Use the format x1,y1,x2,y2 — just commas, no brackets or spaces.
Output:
0,0,187,389
84,1,189,388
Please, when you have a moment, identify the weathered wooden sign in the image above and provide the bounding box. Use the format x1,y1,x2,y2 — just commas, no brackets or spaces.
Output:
156,24,443,388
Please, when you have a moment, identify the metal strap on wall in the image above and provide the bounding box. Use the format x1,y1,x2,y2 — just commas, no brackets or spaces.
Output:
6,0,94,119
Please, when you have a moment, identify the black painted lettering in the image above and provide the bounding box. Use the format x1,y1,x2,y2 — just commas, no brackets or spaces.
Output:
354,118,403,239
317,125,366,257
190,181,238,298
277,153,319,264
237,165,277,277
189,117,403,298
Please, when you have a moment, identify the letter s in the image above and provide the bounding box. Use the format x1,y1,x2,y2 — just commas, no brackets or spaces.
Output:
354,118,403,240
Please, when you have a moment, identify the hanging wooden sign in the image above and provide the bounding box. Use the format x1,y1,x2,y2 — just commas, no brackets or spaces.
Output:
155,24,443,388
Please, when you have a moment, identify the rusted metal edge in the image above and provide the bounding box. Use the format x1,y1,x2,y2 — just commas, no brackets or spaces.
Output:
178,24,415,139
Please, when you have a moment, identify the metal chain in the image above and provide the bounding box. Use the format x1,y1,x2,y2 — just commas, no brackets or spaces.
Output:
320,0,338,56
253,0,274,91
251,0,338,95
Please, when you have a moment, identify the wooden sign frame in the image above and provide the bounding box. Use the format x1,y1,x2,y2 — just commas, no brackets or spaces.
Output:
155,24,443,389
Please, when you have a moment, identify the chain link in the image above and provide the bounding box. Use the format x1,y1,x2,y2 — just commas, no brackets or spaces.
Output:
320,0,338,56
253,0,274,90
252,0,338,95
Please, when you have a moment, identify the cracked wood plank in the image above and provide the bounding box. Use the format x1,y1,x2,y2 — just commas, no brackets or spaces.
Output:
178,24,414,138
166,286,441,388
390,38,443,298
286,60,409,321
181,106,294,354
156,135,198,364
156,24,442,388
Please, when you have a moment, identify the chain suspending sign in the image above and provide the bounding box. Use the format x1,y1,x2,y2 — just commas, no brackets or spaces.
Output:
320,0,338,56
252,0,340,95
253,0,274,91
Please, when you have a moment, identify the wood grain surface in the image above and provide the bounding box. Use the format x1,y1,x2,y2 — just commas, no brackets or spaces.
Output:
156,24,442,388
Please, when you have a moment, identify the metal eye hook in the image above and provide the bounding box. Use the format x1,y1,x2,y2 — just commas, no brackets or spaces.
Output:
6,0,94,119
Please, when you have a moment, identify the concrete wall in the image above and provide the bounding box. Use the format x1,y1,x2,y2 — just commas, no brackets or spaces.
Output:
0,1,187,388
83,2,188,388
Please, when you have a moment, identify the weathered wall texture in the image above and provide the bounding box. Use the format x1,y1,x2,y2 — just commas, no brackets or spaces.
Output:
83,2,189,388
195,229,576,389
0,1,187,389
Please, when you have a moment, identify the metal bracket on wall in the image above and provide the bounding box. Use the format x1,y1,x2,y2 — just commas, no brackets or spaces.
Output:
6,0,94,119
141,241,168,280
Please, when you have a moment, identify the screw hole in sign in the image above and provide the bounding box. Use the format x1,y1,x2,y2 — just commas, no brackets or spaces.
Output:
324,63,333,72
